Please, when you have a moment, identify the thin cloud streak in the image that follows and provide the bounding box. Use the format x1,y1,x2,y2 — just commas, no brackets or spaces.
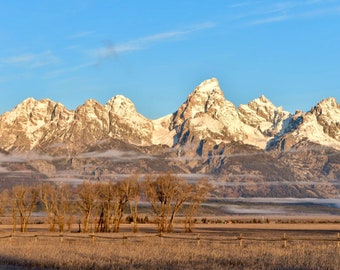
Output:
46,62,95,78
247,15,290,25
67,31,95,39
45,22,216,78
2,50,59,69
90,22,216,60
4,54,34,64
233,0,340,26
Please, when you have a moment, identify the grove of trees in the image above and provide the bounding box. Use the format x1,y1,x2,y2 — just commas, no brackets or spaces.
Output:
0,173,211,233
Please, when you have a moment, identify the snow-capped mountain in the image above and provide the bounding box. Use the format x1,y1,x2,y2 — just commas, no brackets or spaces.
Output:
0,78,339,198
1,78,339,152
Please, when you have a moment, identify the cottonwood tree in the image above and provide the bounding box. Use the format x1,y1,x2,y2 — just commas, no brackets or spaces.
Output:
39,183,57,232
12,185,39,232
112,181,129,232
0,189,9,217
95,175,140,233
142,172,192,233
120,174,140,233
77,181,97,233
40,183,73,233
184,179,211,233
96,181,115,232
54,183,72,233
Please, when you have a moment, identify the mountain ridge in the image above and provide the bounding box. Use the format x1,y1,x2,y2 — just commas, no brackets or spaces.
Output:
2,77,340,155
0,78,339,198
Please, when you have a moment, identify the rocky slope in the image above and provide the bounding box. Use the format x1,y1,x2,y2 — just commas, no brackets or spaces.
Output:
0,78,339,198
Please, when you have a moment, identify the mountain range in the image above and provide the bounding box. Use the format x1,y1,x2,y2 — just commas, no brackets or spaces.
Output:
0,78,339,198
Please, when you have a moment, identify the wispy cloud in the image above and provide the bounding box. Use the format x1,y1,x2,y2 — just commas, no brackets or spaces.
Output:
45,22,216,78
4,54,34,64
2,50,59,69
46,62,95,78
232,0,340,26
67,31,95,39
90,22,216,60
248,15,290,25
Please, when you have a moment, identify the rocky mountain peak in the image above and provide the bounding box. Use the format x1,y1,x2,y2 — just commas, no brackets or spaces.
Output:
13,97,54,112
105,95,137,117
75,99,107,121
173,78,233,123
246,95,279,122
3,97,58,124
259,94,270,103
194,77,221,94
170,78,247,146
314,97,339,113
308,97,340,142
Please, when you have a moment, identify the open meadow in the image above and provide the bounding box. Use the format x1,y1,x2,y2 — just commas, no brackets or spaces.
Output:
0,222,339,270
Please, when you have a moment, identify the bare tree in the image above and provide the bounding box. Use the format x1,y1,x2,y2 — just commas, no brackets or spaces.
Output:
40,183,72,233
112,181,129,233
0,189,9,217
94,176,140,233
120,174,140,233
54,183,72,233
184,179,211,233
12,185,38,232
96,181,115,232
142,172,191,233
77,181,97,233
40,183,57,232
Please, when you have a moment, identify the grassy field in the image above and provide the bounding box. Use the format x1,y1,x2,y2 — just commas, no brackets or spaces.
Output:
0,223,339,270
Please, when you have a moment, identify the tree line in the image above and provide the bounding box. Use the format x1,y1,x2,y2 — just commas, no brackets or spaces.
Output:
0,172,211,233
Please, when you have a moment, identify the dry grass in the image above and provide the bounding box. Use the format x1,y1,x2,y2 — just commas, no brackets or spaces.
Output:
0,228,339,270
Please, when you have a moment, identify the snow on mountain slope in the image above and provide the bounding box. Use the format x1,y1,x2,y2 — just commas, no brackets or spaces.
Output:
289,98,340,150
0,98,73,150
238,95,292,148
0,78,339,154
311,97,340,141
171,78,247,145
238,95,291,135
151,114,176,146
105,95,154,146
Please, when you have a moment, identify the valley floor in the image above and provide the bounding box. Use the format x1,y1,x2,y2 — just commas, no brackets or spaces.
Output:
0,222,339,269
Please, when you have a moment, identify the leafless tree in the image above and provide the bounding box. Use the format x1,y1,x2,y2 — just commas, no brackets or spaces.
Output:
184,179,211,233
96,181,115,232
95,175,140,233
142,172,191,233
77,181,97,233
54,183,72,233
120,174,140,233
40,183,57,232
40,183,73,233
12,185,38,232
0,189,9,217
112,181,129,233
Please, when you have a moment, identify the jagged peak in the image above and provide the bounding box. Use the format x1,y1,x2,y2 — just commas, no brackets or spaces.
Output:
82,98,102,107
246,95,289,115
316,97,338,109
194,78,220,94
311,97,340,123
259,95,270,103
21,97,37,104
16,97,41,109
251,95,275,106
189,78,226,103
105,95,137,116
12,97,57,114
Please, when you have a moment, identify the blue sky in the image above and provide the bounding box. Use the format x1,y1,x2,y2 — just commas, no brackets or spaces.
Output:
1,0,340,119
